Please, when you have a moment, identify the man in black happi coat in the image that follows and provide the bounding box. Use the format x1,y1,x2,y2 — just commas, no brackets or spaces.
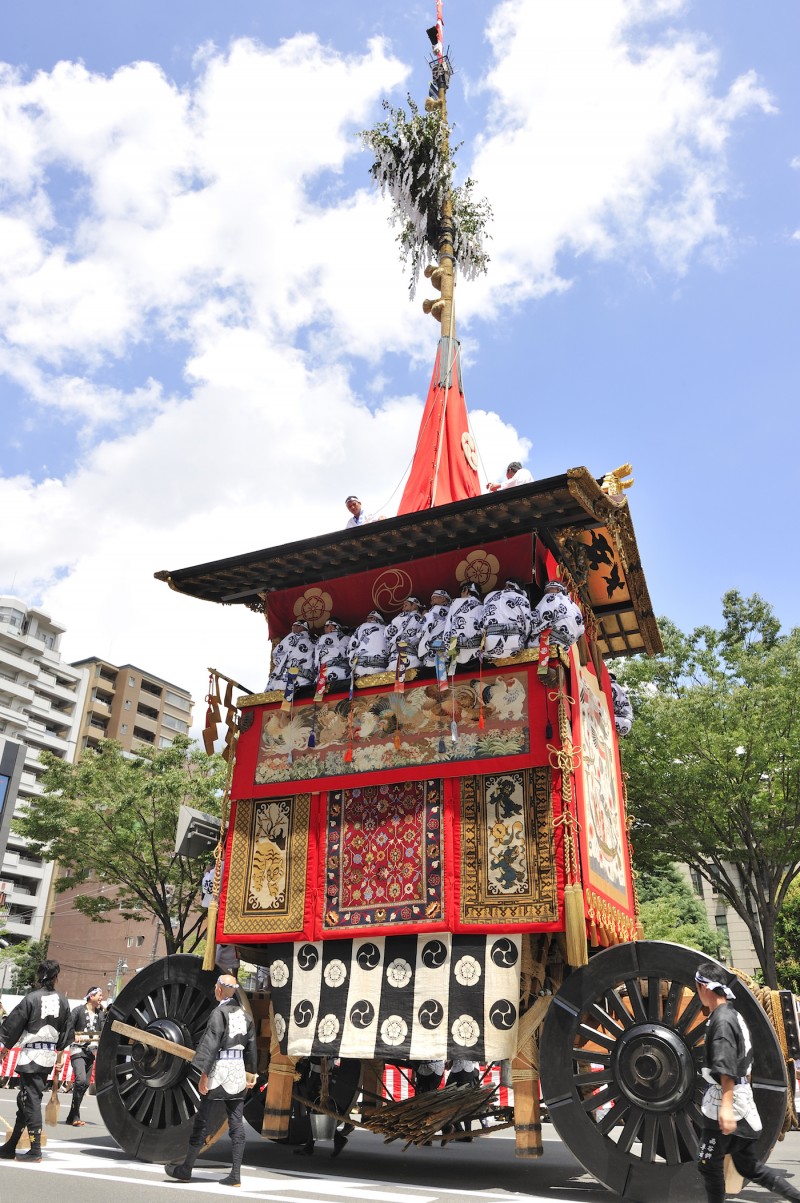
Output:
695,962,800,1202
166,973,257,1187
66,984,106,1126
0,958,73,1163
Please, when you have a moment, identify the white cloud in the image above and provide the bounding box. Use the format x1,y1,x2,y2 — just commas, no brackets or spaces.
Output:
0,8,777,729
457,0,774,321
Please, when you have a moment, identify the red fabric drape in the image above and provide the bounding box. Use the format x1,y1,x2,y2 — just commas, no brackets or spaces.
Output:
398,338,481,513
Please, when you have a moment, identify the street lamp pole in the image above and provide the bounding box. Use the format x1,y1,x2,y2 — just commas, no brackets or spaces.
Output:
113,956,128,999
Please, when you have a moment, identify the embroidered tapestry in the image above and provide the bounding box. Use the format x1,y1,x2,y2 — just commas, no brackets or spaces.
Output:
252,672,530,786
574,662,632,912
263,934,521,1062
322,780,445,932
250,668,529,789
457,769,558,927
220,794,312,938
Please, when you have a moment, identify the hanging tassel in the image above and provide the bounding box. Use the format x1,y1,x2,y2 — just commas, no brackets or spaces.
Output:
450,686,458,742
307,729,316,748
564,883,589,967
344,661,357,763
478,632,486,729
202,899,219,971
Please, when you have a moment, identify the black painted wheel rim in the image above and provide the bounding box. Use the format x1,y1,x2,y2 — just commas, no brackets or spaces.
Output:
540,942,787,1202
95,955,219,1163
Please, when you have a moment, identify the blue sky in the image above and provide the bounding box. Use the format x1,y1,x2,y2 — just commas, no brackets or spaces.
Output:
0,0,798,711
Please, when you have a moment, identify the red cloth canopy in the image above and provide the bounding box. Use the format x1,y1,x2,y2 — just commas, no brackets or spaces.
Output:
398,337,481,513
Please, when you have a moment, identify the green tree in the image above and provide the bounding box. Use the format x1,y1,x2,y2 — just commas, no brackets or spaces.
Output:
618,591,800,988
774,877,800,992
12,737,226,956
0,938,50,993
637,862,724,957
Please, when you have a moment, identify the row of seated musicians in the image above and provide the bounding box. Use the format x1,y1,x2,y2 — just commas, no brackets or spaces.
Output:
266,578,634,736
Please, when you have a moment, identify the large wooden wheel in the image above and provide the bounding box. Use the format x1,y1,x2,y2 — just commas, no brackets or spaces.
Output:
540,942,787,1202
95,955,220,1163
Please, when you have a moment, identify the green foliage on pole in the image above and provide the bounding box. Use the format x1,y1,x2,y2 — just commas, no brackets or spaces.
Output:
361,97,492,294
12,736,226,957
617,591,800,988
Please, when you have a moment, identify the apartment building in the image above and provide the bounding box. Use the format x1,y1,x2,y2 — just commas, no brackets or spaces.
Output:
675,861,760,976
44,658,194,996
0,596,84,944
70,657,193,754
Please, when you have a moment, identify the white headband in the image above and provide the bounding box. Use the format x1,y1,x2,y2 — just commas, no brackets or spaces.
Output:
695,970,735,1000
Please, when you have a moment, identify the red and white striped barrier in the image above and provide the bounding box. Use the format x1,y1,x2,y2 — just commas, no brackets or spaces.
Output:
0,1048,94,1088
381,1063,513,1107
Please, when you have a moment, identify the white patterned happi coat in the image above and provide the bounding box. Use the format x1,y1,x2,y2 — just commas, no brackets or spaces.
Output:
482,586,533,661
385,611,426,671
267,631,316,690
348,619,389,677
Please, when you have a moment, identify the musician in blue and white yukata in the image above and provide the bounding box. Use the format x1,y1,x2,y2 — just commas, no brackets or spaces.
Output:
0,959,73,1164
417,589,451,668
267,620,315,691
313,619,351,690
166,974,257,1188
609,673,634,737
529,580,585,649
386,597,426,672
444,582,484,669
349,610,389,679
482,580,533,661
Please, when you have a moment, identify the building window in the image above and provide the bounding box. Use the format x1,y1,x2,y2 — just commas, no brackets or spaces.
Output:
121,723,128,735
689,868,704,897
715,913,731,950
161,714,188,733
165,690,191,712
126,934,146,948
159,736,173,748
124,699,131,710
128,675,136,687
44,633,56,649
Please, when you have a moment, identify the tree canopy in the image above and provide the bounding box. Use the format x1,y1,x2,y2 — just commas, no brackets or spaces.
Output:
637,862,723,957
618,591,800,987
12,736,226,956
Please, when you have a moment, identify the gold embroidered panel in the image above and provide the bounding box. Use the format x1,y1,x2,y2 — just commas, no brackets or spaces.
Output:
458,769,558,926
221,794,311,937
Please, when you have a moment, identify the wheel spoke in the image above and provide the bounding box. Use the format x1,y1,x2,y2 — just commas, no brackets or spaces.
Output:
674,991,703,1034
640,1111,658,1162
577,1022,616,1052
646,977,662,1022
623,978,648,1024
581,1084,621,1113
662,980,684,1028
596,1097,630,1135
588,1001,625,1038
657,1113,681,1165
604,987,634,1030
572,1048,610,1064
574,1068,614,1088
618,1106,644,1153
675,1108,700,1158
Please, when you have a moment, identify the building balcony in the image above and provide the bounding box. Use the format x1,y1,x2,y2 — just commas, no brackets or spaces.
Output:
0,703,27,730
24,725,69,754
0,675,35,704
36,673,80,703
0,646,38,678
29,695,53,717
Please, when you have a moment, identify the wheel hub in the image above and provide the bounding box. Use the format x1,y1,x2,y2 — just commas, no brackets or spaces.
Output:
130,1018,193,1090
612,1023,695,1113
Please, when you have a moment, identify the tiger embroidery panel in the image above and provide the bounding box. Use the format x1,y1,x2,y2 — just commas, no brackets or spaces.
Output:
222,794,312,936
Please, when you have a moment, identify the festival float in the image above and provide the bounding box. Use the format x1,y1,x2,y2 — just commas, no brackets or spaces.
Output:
93,8,795,1200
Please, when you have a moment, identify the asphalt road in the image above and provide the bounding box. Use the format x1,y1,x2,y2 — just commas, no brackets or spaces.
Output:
2,1088,800,1203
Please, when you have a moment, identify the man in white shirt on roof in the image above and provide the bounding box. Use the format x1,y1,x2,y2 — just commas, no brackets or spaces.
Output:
487,461,534,492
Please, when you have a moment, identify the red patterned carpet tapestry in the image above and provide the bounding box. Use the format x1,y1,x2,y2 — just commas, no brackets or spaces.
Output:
456,768,558,929
322,780,445,934
220,793,314,940
250,671,531,788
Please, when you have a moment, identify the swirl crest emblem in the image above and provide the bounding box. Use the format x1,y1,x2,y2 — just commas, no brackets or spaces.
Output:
372,568,413,614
